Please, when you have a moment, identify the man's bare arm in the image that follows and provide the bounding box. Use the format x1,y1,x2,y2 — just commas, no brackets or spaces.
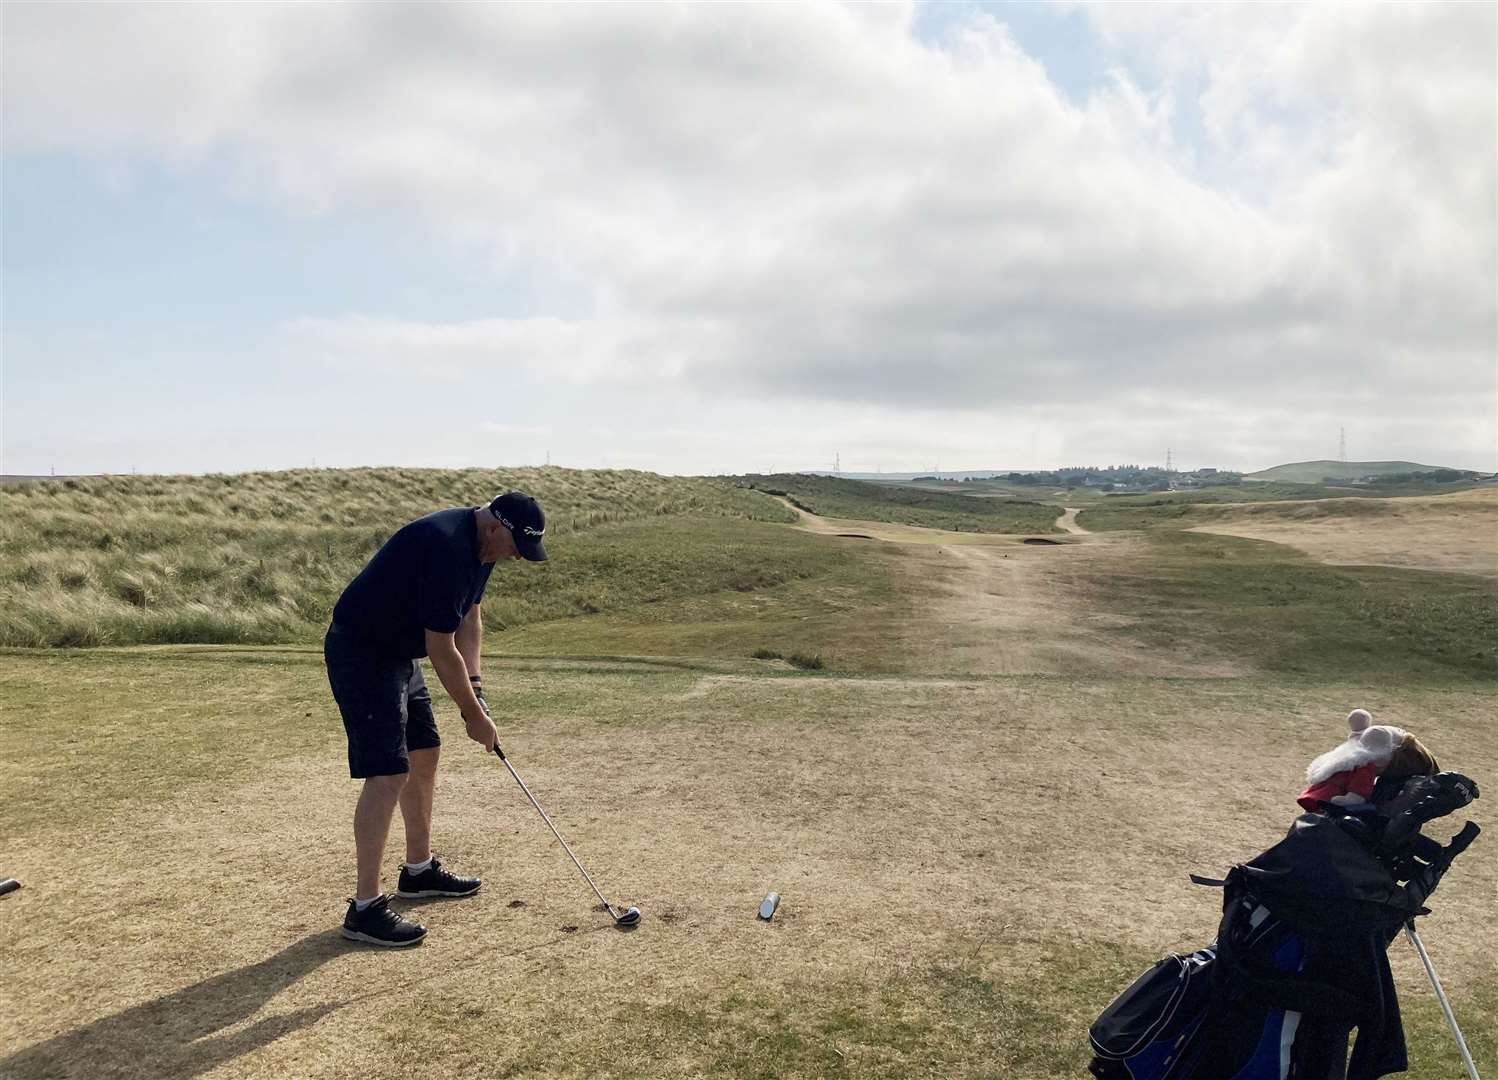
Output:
425,628,498,750
456,604,482,680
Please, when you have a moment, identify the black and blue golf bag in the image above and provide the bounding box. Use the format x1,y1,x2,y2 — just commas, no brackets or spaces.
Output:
1088,772,1480,1080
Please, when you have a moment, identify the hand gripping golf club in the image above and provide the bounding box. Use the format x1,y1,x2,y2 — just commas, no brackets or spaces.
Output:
1404,921,1481,1080
493,745,640,929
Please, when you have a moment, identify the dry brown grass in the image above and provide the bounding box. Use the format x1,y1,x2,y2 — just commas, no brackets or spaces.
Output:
1188,486,1498,577
3,657,1491,1079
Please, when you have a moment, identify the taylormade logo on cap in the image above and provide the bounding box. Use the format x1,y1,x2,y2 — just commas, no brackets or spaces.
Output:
488,491,548,561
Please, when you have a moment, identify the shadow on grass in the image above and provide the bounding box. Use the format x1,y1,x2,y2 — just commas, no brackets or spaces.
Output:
4,921,615,1080
2,930,346,1080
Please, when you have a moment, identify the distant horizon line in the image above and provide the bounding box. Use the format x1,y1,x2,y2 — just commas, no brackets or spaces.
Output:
3,455,1491,484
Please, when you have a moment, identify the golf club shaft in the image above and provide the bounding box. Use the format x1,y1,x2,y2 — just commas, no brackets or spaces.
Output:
495,747,618,918
1404,923,1481,1080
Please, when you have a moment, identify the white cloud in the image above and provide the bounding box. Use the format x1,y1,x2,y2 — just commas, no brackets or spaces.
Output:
4,1,1494,469
481,423,552,438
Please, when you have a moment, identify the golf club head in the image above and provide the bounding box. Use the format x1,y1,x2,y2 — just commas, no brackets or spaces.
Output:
614,906,642,929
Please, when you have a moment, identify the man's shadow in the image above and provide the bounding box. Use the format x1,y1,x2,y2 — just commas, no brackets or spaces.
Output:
4,930,347,1080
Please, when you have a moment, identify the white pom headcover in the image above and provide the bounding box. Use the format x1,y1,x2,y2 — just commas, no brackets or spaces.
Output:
1346,709,1372,733
1306,725,1406,785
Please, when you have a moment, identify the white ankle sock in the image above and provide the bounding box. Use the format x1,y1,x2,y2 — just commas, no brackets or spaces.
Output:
354,894,382,911
405,857,433,874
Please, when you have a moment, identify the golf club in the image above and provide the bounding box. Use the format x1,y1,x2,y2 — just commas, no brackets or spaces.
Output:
1404,921,1481,1080
492,744,640,929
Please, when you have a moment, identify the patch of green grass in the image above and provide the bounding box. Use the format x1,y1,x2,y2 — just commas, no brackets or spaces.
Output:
734,473,1061,534
499,530,915,673
877,478,1108,505
1076,531,1498,680
1402,973,1498,1078
0,649,337,837
482,516,846,631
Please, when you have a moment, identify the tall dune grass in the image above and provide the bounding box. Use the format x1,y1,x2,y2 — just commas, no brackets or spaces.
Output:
0,467,796,647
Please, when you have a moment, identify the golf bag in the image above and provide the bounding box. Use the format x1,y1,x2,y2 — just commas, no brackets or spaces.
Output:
1089,773,1479,1080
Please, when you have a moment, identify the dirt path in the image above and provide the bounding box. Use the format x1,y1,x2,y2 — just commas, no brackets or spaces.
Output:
1057,507,1088,534
779,497,1241,677
905,537,1246,677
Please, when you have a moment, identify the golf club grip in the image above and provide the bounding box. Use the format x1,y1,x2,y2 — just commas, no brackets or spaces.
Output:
1446,820,1479,859
493,744,507,761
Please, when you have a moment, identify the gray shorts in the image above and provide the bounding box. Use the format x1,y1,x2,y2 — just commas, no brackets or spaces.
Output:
324,626,439,778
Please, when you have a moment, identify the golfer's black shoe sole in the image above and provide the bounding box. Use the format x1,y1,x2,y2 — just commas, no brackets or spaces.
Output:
341,925,427,947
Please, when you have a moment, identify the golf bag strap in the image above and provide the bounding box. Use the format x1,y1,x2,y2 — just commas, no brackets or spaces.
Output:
1190,874,1228,887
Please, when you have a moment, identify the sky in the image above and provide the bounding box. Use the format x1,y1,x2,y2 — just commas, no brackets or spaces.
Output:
3,1,1495,477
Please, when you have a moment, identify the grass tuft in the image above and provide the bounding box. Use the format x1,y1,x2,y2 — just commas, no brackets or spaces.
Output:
786,653,825,670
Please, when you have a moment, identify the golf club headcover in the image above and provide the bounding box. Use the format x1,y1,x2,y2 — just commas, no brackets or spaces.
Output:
1380,772,1480,852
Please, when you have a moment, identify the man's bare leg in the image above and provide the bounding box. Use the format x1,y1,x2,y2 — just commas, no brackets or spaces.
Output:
399,746,439,865
355,773,408,899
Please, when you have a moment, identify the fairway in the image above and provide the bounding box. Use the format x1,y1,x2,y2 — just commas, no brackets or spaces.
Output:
3,506,1495,1079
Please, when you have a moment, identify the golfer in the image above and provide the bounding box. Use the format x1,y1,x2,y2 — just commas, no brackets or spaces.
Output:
325,491,548,946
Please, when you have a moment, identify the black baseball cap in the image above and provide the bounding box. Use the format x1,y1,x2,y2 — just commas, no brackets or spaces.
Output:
487,491,548,561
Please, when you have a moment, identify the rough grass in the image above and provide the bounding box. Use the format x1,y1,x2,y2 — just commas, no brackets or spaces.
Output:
734,473,1060,534
1076,488,1491,531
1071,531,1498,680
499,535,915,673
0,468,796,647
871,477,1109,505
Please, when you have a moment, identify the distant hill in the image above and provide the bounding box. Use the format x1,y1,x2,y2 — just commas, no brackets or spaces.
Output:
802,470,1036,482
1246,460,1450,483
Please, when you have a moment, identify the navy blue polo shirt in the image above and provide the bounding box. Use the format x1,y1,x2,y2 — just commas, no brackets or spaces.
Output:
331,508,495,658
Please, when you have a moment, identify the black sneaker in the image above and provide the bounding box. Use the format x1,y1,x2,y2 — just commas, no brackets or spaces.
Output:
396,855,481,899
342,895,427,947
